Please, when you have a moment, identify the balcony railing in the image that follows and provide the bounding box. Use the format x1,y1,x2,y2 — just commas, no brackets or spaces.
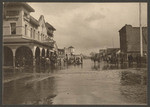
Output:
3,26,53,44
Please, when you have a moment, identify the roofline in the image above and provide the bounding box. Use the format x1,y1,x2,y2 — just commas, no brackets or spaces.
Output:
119,24,148,32
23,3,35,12
4,2,35,12
30,15,39,26
45,22,56,31
68,46,74,48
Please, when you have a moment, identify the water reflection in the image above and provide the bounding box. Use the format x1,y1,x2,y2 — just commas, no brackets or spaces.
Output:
120,71,147,85
3,63,61,105
3,59,147,105
120,85,147,104
3,76,57,104
119,70,147,104
103,63,129,70
91,63,100,70
91,63,127,71
91,62,147,71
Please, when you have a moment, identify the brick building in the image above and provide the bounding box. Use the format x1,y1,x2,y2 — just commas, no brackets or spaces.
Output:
119,24,147,60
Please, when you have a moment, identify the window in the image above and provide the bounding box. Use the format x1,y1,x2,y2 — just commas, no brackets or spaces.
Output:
33,29,35,39
10,23,16,34
43,34,45,41
38,31,40,40
24,12,28,17
41,34,43,41
43,34,44,41
30,28,32,38
25,25,27,35
41,34,42,41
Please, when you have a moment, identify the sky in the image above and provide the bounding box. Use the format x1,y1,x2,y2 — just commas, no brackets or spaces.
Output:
29,2,147,55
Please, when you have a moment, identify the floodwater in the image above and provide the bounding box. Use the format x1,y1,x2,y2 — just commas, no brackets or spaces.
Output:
3,59,147,105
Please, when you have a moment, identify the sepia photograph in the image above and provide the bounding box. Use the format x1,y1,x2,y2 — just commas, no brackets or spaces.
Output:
2,1,148,105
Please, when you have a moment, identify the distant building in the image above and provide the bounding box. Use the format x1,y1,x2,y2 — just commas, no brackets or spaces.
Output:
99,48,107,56
119,24,147,59
106,48,120,56
68,46,75,55
64,46,75,56
58,48,65,58
3,2,56,67
99,48,119,56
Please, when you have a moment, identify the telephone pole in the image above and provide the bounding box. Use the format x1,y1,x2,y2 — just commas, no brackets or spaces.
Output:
139,2,143,57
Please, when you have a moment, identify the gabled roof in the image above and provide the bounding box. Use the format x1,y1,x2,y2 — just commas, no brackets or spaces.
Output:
119,24,132,32
30,16,39,26
39,15,45,22
38,15,49,31
38,15,46,27
58,49,65,52
68,46,74,48
45,22,56,31
4,2,35,12
107,48,120,55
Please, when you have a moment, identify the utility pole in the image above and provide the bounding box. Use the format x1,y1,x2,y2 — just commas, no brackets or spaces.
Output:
112,37,114,48
139,2,143,57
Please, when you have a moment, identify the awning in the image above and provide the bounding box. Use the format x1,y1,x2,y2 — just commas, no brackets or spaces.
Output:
50,50,54,52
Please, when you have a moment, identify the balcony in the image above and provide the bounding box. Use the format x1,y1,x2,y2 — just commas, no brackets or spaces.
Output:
5,15,19,21
3,26,54,47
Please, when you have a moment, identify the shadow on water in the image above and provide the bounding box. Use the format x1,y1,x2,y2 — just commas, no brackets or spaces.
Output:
102,63,128,70
119,70,147,104
90,61,147,104
91,63,100,71
120,71,147,85
3,64,62,105
13,63,63,74
91,63,127,71
91,61,147,71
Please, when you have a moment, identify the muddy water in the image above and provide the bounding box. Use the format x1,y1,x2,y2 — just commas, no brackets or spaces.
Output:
3,59,147,105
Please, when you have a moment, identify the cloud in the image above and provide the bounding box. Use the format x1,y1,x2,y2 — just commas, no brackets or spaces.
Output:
85,13,105,22
29,3,147,55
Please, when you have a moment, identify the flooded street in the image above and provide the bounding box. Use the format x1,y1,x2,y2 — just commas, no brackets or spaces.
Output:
3,59,147,105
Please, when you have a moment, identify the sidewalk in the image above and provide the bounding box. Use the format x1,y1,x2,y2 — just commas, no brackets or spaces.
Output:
3,68,54,84
3,72,34,84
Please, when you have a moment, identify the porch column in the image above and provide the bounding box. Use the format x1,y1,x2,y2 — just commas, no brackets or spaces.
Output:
33,56,36,67
32,47,36,67
45,49,47,58
12,49,16,68
39,48,42,71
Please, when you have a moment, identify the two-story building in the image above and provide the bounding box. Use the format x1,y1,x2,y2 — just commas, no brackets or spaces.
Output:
3,2,57,67
119,24,147,60
64,46,75,58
